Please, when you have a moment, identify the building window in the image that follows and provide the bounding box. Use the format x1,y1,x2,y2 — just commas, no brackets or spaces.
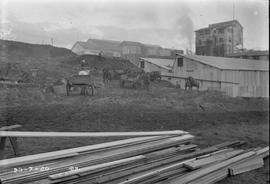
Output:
219,38,224,43
218,29,224,34
252,56,259,60
177,58,183,67
140,61,145,68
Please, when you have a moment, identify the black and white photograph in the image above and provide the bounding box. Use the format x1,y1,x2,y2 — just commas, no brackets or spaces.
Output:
0,0,269,183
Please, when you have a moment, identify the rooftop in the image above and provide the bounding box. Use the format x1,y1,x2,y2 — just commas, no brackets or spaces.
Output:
178,54,268,71
227,50,269,57
195,19,243,32
209,20,243,29
73,39,122,52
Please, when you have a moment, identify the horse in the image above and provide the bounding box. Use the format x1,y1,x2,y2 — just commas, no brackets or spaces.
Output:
120,71,150,90
185,76,200,91
102,68,112,85
140,72,150,90
149,71,161,82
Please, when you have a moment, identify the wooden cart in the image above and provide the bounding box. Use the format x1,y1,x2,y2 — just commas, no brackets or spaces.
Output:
66,75,95,96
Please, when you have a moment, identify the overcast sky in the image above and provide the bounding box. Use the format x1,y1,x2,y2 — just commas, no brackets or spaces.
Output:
0,0,268,51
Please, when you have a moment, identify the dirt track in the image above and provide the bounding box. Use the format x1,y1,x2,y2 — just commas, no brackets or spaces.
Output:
0,82,269,184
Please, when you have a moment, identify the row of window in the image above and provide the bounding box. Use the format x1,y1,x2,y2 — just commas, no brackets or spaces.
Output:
199,28,226,36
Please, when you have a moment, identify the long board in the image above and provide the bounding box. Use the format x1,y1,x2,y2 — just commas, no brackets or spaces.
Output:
0,136,165,169
0,130,187,137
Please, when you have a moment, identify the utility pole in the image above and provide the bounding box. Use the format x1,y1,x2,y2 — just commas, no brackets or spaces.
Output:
233,1,235,20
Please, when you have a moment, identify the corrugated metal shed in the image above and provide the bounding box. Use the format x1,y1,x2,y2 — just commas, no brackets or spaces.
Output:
179,54,269,71
140,58,174,70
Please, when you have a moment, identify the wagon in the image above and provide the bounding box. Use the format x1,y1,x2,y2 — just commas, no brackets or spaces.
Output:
66,75,95,96
119,74,141,88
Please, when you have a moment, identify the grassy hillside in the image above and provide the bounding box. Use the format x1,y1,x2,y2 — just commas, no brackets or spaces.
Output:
0,39,78,84
0,40,139,84
0,39,141,106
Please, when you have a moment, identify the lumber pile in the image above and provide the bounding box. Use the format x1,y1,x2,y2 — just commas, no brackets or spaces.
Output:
0,131,268,184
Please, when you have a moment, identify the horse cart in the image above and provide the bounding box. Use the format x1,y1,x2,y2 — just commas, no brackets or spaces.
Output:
66,75,95,96
119,72,150,90
119,74,141,89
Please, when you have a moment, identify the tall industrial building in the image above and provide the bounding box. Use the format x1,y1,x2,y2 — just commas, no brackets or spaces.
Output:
195,20,243,57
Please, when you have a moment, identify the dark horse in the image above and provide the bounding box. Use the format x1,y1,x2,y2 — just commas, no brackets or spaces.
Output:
119,71,150,90
185,76,200,91
102,68,112,85
149,71,161,82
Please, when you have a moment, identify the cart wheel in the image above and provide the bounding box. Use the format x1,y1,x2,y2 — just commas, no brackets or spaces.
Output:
88,85,94,96
66,84,70,96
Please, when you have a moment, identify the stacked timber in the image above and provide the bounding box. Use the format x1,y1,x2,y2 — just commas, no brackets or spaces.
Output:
0,130,268,184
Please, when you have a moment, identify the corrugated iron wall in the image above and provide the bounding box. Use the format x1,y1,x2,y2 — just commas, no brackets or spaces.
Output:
172,57,269,97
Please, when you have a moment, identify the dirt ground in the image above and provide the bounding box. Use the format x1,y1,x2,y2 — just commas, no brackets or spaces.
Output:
0,80,269,184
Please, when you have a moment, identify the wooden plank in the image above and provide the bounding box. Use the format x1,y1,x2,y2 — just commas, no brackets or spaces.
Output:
0,140,239,184
49,145,197,184
194,148,234,160
32,145,196,184
140,168,187,184
87,145,196,183
167,151,256,184
117,159,195,184
256,146,269,158
191,151,265,184
189,154,265,184
113,146,239,184
187,168,228,184
0,136,163,169
49,155,145,180
183,149,244,170
229,156,264,176
0,135,193,184
0,130,187,137
64,142,238,184
0,125,22,131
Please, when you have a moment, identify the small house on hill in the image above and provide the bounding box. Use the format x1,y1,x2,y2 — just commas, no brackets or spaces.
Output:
120,41,143,56
71,39,121,57
172,54,268,97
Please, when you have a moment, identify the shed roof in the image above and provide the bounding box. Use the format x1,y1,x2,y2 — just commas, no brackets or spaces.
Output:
227,50,269,57
140,58,174,70
209,20,243,29
143,44,162,48
195,20,243,32
179,54,269,71
120,41,142,46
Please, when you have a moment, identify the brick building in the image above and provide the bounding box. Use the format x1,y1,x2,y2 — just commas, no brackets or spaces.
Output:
195,20,243,57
